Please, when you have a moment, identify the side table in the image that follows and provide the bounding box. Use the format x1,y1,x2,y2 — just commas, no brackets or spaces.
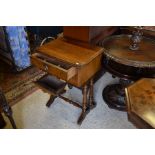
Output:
125,78,155,129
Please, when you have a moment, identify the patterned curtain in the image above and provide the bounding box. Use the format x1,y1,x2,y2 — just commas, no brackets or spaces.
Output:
5,26,31,71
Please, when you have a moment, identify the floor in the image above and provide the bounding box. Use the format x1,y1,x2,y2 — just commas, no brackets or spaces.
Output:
3,73,136,129
0,60,45,106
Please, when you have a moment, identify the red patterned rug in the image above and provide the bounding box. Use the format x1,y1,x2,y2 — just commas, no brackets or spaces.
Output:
0,61,45,106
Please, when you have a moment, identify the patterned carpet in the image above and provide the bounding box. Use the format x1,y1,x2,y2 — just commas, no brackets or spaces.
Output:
4,72,136,128
0,61,45,106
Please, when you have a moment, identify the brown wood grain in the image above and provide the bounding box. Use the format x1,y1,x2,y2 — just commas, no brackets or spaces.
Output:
31,38,103,87
69,54,102,87
31,53,77,81
63,26,118,45
126,78,155,128
35,38,103,66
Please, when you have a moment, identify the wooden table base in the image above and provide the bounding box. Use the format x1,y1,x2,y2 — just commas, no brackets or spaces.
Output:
102,78,132,111
48,79,95,125
102,84,126,111
37,75,96,125
77,79,97,124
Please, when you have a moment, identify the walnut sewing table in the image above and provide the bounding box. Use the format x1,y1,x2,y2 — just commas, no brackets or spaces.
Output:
31,38,103,124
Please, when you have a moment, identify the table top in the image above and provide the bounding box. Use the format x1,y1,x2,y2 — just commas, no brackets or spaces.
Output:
126,78,155,128
103,35,155,67
35,38,103,66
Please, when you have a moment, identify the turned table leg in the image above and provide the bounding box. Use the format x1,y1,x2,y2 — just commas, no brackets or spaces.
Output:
89,79,96,109
77,84,89,125
0,90,17,129
3,107,17,129
83,85,87,113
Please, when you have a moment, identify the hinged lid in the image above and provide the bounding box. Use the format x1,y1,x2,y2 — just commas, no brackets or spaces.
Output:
126,78,155,128
35,38,103,66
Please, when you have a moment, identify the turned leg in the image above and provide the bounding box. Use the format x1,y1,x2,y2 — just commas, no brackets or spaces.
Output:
77,84,89,125
0,113,6,128
5,110,17,129
82,85,87,113
46,94,57,107
89,79,96,109
0,90,17,129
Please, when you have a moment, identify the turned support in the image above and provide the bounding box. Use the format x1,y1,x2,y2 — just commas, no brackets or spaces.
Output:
89,79,96,109
77,84,89,125
0,113,6,128
0,89,17,129
82,84,88,113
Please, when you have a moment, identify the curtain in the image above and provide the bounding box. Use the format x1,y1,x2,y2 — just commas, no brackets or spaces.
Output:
5,26,31,71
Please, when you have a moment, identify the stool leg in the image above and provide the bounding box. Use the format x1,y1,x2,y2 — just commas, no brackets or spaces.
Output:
0,91,17,129
77,84,89,125
89,79,96,109
46,94,57,107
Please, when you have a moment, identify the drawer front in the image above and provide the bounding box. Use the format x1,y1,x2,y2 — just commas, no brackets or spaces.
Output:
31,53,77,81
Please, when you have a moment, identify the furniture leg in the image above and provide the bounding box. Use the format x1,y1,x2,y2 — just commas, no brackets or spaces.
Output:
102,78,131,111
0,90,17,129
77,84,90,125
46,94,57,107
89,79,96,109
2,104,17,129
7,114,17,129
0,113,6,128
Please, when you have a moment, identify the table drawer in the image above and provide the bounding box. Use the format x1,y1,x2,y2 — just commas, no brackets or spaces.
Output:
31,53,77,81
